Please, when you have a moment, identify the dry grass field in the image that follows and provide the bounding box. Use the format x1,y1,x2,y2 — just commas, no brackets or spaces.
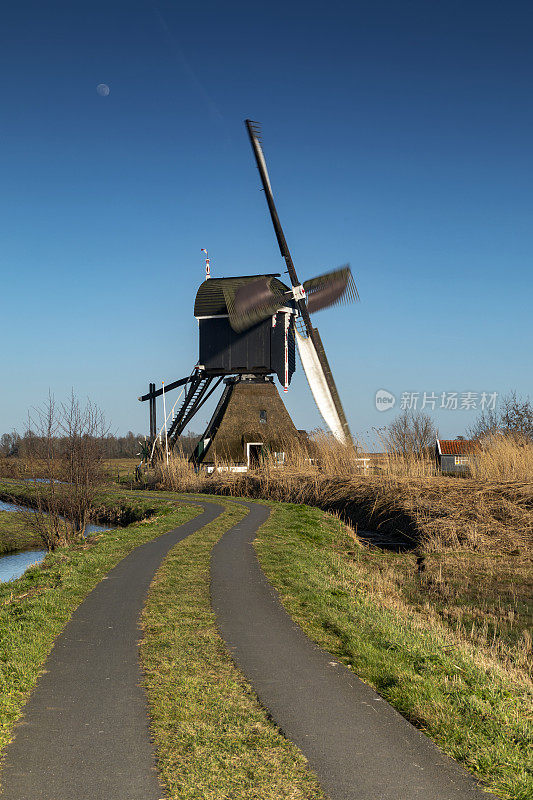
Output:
0,457,140,484
156,436,532,552
103,457,140,482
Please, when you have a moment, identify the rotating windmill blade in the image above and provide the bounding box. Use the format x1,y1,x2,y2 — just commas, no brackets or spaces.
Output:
229,265,358,331
244,119,357,445
224,276,286,332
304,265,359,313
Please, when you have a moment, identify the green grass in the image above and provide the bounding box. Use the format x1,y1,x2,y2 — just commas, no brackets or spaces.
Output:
0,479,160,528
0,494,200,757
0,480,42,509
254,502,533,800
369,548,532,670
0,511,42,555
140,498,326,800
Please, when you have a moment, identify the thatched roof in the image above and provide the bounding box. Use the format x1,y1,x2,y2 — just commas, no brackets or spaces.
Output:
200,379,301,464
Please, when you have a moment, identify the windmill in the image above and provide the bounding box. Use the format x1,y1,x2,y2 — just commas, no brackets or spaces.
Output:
240,120,358,445
138,120,358,466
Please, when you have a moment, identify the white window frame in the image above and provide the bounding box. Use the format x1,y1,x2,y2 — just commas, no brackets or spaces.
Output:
454,456,470,465
246,442,264,468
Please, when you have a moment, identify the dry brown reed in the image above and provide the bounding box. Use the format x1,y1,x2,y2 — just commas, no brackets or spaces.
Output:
155,435,532,554
468,433,533,481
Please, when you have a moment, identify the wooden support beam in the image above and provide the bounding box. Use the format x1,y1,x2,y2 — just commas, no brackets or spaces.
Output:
138,375,191,403
149,382,155,439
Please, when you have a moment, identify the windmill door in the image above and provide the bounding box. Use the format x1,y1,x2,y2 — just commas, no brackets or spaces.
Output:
247,443,264,469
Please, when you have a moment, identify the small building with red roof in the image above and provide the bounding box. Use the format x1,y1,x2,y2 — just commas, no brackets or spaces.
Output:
435,438,480,473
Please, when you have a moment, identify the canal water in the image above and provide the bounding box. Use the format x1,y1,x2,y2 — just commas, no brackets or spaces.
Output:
0,499,113,583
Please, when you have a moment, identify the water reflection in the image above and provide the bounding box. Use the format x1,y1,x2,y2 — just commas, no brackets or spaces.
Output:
0,549,48,583
0,499,26,513
0,500,113,583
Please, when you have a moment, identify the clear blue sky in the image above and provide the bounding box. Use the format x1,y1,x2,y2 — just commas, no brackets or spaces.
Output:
1,0,531,444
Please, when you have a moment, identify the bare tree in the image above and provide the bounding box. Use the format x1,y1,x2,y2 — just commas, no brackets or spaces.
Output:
0,431,21,458
468,391,532,442
24,392,108,550
1,428,150,460
24,395,70,549
58,391,108,535
0,433,13,458
383,409,437,457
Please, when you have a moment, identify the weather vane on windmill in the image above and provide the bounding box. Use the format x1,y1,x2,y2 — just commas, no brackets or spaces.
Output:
201,248,210,279
139,120,359,468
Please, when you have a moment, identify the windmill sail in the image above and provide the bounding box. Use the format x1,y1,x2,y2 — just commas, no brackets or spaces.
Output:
246,118,353,445
226,277,286,332
245,120,297,281
295,329,350,445
304,266,359,314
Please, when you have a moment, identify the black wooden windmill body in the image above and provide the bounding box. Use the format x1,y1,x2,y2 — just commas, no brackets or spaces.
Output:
139,120,358,465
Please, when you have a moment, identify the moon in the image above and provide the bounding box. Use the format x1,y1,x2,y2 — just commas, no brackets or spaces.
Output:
96,83,110,97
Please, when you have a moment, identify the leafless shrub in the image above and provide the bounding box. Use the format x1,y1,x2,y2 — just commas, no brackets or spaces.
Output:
381,409,437,457
468,391,533,442
22,392,108,550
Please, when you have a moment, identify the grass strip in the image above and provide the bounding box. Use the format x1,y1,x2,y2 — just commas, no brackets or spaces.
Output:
254,502,532,800
0,480,160,527
0,495,200,756
0,511,42,555
140,498,326,800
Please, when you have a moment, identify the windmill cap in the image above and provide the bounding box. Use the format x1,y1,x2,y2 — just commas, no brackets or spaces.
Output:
194,274,289,317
